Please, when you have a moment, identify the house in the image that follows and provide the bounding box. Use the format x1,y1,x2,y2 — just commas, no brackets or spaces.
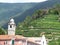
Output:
0,18,47,45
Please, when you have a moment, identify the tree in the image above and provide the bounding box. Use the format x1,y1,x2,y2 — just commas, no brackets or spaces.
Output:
0,28,6,35
54,4,60,14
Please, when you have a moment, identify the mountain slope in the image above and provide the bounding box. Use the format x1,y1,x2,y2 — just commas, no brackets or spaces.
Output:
0,3,37,26
14,0,60,26
2,0,60,28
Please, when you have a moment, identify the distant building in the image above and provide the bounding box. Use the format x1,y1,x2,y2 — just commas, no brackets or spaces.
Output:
0,18,47,45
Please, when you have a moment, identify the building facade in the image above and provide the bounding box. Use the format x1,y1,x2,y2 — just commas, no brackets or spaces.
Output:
0,19,47,45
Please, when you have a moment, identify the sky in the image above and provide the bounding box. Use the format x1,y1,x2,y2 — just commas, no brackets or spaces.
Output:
0,0,47,3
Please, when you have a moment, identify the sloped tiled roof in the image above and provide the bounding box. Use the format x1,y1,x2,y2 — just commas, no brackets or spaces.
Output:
0,35,25,40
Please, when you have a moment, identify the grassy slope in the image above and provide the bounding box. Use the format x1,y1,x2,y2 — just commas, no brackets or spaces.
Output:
18,14,60,45
30,14,60,45
21,14,60,37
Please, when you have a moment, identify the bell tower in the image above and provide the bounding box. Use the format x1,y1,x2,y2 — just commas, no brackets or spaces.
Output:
8,18,16,35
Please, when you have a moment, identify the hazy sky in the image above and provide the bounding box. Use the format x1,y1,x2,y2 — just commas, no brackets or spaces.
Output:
0,0,47,3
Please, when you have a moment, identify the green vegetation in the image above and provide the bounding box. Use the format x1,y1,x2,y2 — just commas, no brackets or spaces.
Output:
0,27,6,35
16,4,60,45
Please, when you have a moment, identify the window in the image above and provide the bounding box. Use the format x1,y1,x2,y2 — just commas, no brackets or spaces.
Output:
43,41,44,45
4,41,7,45
10,25,12,28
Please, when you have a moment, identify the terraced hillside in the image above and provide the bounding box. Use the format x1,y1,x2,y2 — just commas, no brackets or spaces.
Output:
18,14,60,37
30,14,60,45
16,14,60,45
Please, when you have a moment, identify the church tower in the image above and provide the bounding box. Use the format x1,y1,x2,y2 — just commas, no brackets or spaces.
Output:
8,18,16,35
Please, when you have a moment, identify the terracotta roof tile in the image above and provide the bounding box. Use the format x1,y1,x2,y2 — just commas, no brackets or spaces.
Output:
0,35,25,40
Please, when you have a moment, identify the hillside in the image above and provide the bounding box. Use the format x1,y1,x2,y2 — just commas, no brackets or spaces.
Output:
16,5,60,44
2,0,60,28
16,14,60,37
0,3,37,26
14,0,60,25
16,3,60,37
31,14,60,45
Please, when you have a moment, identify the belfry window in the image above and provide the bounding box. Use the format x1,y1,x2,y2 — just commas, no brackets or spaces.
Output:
10,25,12,28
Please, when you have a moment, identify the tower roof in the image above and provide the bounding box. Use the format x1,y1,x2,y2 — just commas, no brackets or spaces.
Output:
9,18,15,25
10,18,14,22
